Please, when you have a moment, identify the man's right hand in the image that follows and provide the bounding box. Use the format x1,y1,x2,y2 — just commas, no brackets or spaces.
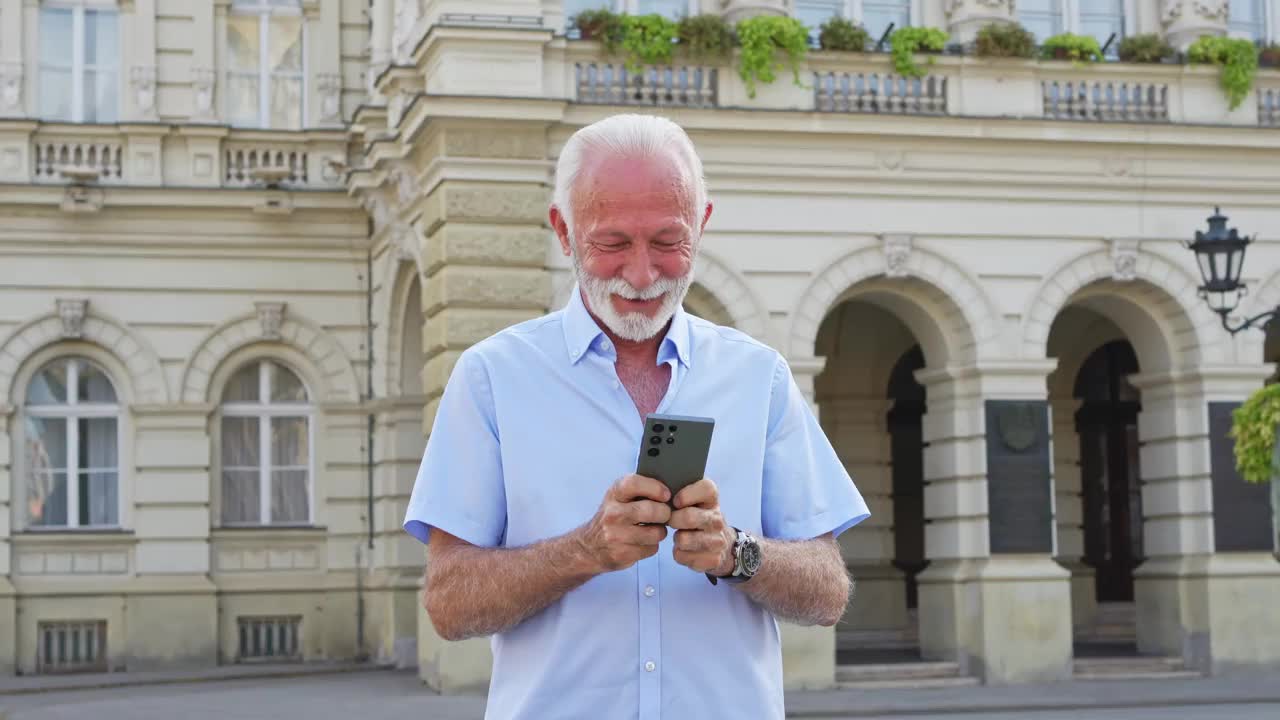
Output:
575,474,672,573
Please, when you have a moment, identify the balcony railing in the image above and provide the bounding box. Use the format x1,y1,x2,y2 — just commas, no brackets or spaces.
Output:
225,145,311,188
32,136,124,184
564,42,1279,128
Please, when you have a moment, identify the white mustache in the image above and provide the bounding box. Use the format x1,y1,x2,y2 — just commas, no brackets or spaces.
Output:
603,277,679,302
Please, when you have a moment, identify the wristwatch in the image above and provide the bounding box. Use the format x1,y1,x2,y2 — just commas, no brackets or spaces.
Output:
706,527,762,585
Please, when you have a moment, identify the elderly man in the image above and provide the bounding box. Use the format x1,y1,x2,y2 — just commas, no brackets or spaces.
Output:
403,113,868,719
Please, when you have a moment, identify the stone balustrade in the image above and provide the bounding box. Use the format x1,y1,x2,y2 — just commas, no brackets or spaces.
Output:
0,124,348,190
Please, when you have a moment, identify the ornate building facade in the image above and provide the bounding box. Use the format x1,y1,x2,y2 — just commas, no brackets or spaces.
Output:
2,0,1279,692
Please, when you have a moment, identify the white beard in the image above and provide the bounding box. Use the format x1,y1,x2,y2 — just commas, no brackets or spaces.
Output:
572,248,694,342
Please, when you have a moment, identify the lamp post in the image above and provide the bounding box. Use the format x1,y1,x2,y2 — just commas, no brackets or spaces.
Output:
1187,207,1275,335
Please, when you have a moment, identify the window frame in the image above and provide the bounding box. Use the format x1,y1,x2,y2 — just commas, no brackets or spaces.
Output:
1227,0,1276,44
37,0,121,123
1018,0,1132,47
792,0,916,46
19,356,122,530
226,0,309,130
217,359,315,528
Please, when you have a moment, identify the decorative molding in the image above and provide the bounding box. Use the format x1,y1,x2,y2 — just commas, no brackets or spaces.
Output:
255,302,286,340
130,66,157,117
1110,238,1140,282
0,62,22,115
56,299,88,338
192,67,216,120
317,73,342,124
391,164,419,205
392,223,418,263
946,0,1015,16
1161,0,1183,22
881,234,914,278
877,149,904,172
1192,0,1227,21
393,0,422,59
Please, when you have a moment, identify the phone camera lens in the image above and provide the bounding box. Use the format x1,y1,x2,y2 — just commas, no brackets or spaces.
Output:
647,448,660,457
666,437,674,444
669,424,677,432
649,436,661,445
652,423,664,433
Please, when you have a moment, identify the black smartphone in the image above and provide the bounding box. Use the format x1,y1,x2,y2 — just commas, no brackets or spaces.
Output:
635,413,715,502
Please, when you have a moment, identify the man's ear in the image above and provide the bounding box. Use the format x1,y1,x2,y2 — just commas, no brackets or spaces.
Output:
700,201,714,234
550,206,572,257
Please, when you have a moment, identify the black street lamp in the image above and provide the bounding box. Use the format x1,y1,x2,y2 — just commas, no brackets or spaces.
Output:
1187,207,1274,335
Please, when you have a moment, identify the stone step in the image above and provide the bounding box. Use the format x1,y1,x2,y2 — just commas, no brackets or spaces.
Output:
1072,656,1196,680
838,675,981,690
836,661,963,683
1073,670,1205,681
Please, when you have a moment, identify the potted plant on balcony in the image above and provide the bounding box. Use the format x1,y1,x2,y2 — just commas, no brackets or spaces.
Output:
677,14,734,63
573,8,623,44
1041,33,1103,64
1188,35,1258,110
614,13,679,71
818,17,871,53
888,26,948,78
1117,33,1175,64
735,14,810,98
1260,43,1280,69
974,22,1035,59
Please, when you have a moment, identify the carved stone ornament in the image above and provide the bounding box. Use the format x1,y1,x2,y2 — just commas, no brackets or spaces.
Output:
881,234,914,278
1161,0,1184,22
392,223,417,263
255,302,287,340
57,299,88,339
0,62,21,115
192,68,216,118
131,66,157,115
318,73,341,123
1110,238,1140,282
946,0,1015,15
392,165,419,205
1193,0,1228,20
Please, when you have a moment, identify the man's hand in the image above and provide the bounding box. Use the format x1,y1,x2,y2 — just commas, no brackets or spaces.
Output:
574,474,672,574
669,478,736,577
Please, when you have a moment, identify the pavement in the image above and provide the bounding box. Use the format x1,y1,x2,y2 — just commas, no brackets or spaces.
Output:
0,665,1278,719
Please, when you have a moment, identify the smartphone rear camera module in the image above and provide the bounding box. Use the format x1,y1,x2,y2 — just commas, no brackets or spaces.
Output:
652,423,665,433
647,448,660,457
649,436,661,445
669,424,678,432
666,437,675,444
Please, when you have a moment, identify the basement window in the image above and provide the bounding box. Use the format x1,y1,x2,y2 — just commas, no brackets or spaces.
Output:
38,620,108,674
237,615,302,662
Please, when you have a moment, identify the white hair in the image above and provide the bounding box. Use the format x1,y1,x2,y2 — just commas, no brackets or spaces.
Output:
552,113,709,243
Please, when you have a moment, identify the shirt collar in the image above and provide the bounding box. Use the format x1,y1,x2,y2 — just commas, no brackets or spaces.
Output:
561,284,692,368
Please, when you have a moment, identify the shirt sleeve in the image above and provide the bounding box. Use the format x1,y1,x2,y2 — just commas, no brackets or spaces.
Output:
402,348,506,548
761,353,870,541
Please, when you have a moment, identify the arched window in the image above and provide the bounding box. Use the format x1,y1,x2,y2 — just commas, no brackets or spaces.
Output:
219,360,312,525
227,0,305,129
38,0,120,122
22,357,119,528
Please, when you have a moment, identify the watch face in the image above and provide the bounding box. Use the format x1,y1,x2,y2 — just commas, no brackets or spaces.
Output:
741,540,762,575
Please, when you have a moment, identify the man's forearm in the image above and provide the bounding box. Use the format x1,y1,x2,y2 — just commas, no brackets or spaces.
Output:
735,535,851,627
424,530,597,641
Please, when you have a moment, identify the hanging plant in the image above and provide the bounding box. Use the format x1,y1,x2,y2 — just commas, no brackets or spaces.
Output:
889,27,948,78
1041,33,1103,64
1230,383,1280,484
615,14,679,72
677,14,735,63
1188,35,1259,111
735,15,810,98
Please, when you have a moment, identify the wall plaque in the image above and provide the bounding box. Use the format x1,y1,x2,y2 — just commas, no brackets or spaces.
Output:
1209,402,1276,552
986,400,1054,554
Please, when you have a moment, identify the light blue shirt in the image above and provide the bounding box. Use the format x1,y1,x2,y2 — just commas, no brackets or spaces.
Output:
404,288,869,720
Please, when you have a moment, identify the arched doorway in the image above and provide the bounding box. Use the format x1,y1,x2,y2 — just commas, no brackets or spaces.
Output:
682,281,735,328
887,346,927,613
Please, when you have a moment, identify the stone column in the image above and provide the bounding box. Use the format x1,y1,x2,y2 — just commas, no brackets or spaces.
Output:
915,361,1072,685
128,406,218,669
1161,0,1228,49
1049,394,1095,634
389,122,550,692
1130,367,1280,674
944,0,1015,44
820,395,906,633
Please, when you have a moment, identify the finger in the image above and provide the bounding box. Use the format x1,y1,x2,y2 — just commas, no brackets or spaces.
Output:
668,507,719,531
626,499,672,526
613,474,671,504
673,477,717,510
673,549,717,572
622,524,667,547
673,529,713,553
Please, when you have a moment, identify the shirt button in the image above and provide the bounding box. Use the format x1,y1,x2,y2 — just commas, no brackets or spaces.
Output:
601,340,612,351
644,661,656,672
644,585,655,597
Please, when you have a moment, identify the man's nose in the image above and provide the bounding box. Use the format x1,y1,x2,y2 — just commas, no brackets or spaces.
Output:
621,245,660,290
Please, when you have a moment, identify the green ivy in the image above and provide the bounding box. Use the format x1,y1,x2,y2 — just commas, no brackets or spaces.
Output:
615,14,679,72
736,15,810,98
1041,33,1103,64
889,27,948,78
818,16,871,53
1230,383,1280,484
676,14,734,63
1188,35,1259,111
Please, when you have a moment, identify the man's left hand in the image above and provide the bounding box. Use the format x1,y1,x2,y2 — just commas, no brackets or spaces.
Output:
669,478,735,577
